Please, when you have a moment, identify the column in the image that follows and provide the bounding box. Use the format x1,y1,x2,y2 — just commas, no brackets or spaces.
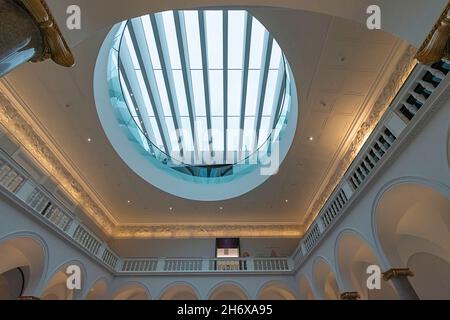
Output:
0,0,74,77
340,292,360,300
383,268,419,300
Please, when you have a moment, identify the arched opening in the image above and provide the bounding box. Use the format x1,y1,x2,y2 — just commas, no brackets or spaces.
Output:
86,279,109,300
0,268,25,300
160,283,199,300
113,283,150,300
41,263,85,300
376,182,450,299
298,276,315,300
0,235,46,298
209,283,248,300
313,259,340,300
336,231,397,300
257,282,296,300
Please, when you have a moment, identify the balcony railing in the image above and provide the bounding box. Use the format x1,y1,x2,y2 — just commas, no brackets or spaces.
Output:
118,257,291,274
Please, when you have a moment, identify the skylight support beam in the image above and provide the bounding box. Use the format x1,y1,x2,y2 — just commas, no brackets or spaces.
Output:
198,11,214,158
238,14,253,159
223,10,228,164
174,11,200,161
151,13,186,158
127,21,172,155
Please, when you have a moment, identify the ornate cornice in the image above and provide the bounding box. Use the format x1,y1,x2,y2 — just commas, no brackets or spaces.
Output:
383,268,414,281
17,0,75,67
114,223,302,239
416,1,450,64
0,90,114,234
303,45,418,230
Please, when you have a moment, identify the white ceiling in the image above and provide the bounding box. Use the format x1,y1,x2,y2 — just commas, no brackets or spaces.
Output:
3,5,408,234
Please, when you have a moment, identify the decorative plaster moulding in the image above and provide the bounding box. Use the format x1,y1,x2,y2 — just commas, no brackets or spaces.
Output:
0,36,419,239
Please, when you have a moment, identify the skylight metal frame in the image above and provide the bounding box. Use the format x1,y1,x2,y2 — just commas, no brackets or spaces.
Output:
117,9,290,167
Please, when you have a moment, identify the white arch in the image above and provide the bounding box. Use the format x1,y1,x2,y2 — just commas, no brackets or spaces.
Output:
335,229,397,300
297,275,315,300
40,260,87,300
0,232,48,296
312,257,340,300
373,178,450,299
159,281,200,300
256,280,297,300
208,281,249,300
85,277,109,300
112,282,151,300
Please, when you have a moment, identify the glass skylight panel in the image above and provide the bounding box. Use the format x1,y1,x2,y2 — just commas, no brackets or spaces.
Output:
135,72,155,116
205,10,223,70
243,116,256,153
180,117,194,152
212,117,224,156
245,70,261,116
141,16,162,69
172,70,189,117
228,11,247,69
269,40,282,69
154,70,172,117
258,116,271,148
248,17,266,69
161,11,182,69
120,75,138,118
165,116,180,152
123,27,140,69
209,70,223,117
184,11,203,69
191,70,207,116
227,117,240,152
227,70,242,116
262,70,279,117
149,117,165,149
118,9,290,167
197,117,209,151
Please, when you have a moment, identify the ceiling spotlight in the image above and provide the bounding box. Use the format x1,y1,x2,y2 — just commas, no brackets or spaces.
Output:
308,136,314,141
87,138,92,143
169,207,173,211
285,199,289,203
219,206,224,210
127,200,131,204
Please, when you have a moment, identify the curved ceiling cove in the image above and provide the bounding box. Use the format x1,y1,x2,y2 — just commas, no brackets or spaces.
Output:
96,9,298,200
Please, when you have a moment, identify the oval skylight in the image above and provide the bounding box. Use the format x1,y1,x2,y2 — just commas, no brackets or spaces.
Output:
117,9,291,168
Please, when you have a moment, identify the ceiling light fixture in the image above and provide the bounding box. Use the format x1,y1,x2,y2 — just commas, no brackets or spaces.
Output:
308,136,314,141
87,138,92,142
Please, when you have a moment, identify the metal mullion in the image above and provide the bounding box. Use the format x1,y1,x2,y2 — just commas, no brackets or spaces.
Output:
238,13,253,159
269,63,287,131
254,33,273,150
151,14,185,157
198,11,214,157
127,21,172,155
174,11,200,161
223,10,228,164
